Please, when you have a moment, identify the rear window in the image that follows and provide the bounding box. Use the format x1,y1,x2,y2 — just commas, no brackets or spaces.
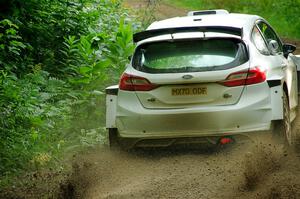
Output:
132,39,248,73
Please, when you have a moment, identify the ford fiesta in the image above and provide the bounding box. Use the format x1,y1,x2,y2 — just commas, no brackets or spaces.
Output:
106,10,299,149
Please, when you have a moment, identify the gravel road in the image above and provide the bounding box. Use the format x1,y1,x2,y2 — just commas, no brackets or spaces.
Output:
67,133,300,199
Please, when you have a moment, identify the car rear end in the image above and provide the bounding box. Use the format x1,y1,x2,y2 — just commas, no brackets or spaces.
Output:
112,27,274,147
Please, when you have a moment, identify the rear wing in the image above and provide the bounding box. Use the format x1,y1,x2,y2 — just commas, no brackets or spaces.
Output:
133,26,243,43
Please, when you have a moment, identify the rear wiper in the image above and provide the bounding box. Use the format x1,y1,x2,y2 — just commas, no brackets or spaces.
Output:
184,66,209,72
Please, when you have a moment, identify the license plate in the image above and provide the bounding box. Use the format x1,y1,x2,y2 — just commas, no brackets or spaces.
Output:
172,87,207,96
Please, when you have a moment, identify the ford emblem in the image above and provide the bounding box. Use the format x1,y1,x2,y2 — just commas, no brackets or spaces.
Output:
182,74,194,80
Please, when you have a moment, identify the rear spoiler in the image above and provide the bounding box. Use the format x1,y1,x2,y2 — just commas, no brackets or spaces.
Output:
133,26,243,43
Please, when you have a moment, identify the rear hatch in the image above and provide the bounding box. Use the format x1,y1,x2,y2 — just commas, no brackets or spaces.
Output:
128,38,250,109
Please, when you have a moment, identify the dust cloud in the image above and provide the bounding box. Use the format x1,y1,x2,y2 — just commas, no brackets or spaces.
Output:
59,139,300,199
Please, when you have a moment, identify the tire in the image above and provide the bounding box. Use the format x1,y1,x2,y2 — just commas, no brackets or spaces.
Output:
274,91,295,146
108,128,136,151
108,128,120,149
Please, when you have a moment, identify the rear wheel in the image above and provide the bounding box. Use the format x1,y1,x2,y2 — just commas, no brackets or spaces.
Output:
108,128,120,149
108,129,135,151
274,91,295,146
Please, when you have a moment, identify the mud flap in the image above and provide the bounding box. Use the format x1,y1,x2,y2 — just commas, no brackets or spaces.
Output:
106,85,119,128
270,85,283,120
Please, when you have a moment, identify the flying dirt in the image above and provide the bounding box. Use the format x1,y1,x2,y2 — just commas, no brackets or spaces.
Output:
2,116,300,199
58,135,299,199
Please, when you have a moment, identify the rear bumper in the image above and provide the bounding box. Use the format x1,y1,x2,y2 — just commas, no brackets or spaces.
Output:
116,83,273,139
118,131,271,148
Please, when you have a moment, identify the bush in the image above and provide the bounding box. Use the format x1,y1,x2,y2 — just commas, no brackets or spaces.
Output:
0,0,140,183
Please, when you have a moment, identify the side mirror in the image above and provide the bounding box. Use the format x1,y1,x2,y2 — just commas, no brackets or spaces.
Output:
268,40,279,55
283,43,297,58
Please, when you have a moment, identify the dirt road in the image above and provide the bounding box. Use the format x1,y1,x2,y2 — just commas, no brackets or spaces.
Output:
124,0,186,19
4,138,300,199
64,140,300,199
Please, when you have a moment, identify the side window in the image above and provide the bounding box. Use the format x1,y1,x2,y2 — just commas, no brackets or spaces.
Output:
251,26,269,55
257,22,283,53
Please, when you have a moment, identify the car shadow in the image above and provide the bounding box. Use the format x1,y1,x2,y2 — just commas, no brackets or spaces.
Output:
126,143,238,159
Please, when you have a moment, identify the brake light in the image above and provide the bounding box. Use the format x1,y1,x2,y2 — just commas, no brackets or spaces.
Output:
220,67,266,87
119,73,158,91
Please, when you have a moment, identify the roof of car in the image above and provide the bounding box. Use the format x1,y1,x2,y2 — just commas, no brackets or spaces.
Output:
133,13,264,44
147,13,261,32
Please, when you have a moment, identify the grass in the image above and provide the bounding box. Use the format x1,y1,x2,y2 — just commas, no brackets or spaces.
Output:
163,0,300,40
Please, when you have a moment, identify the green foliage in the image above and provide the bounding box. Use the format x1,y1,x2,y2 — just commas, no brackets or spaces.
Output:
0,0,140,184
0,69,72,173
163,0,300,39
105,19,135,77
0,19,27,73
0,0,102,75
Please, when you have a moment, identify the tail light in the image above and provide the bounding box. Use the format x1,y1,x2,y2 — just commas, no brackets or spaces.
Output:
119,73,158,91
219,67,266,87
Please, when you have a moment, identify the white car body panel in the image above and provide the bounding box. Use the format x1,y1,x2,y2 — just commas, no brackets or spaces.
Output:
115,83,272,138
105,11,298,145
106,82,283,137
292,55,300,71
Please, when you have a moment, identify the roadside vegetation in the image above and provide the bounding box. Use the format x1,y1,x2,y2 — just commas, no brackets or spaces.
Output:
0,0,140,189
163,0,300,39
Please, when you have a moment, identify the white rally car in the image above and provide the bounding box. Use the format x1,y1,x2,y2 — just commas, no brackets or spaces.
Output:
106,10,299,149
